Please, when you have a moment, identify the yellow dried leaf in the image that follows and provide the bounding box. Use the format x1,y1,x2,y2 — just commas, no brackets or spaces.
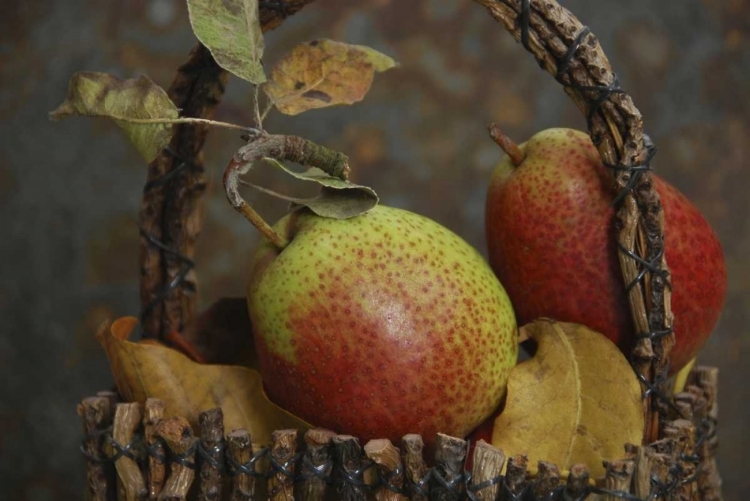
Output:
49,72,177,162
264,39,396,115
98,317,311,444
491,319,644,479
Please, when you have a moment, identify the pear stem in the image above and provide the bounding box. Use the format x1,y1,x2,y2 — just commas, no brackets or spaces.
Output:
488,123,525,166
223,132,351,250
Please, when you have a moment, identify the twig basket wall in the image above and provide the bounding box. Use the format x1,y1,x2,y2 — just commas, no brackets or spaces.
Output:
76,1,723,500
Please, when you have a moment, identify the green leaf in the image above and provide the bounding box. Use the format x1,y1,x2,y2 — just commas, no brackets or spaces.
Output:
252,159,379,219
264,39,397,115
49,72,178,163
187,0,266,84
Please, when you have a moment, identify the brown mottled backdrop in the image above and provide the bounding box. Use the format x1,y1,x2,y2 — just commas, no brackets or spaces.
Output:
1,0,748,499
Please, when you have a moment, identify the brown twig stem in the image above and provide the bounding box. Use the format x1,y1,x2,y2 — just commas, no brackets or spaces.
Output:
198,408,225,501
143,399,166,500
487,124,525,166
113,403,147,501
365,439,406,501
432,434,467,501
156,417,197,501
468,441,505,501
532,461,561,499
226,430,256,501
502,455,528,501
333,435,367,501
602,459,635,501
297,429,336,501
223,133,351,250
78,397,116,501
401,435,429,501
268,429,298,501
565,464,590,500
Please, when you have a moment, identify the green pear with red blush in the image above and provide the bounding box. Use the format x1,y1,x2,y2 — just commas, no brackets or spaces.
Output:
484,128,726,374
247,205,518,447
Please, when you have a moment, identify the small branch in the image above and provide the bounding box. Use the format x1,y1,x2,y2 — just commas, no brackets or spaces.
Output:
431,434,467,501
297,429,336,501
198,408,225,501
77,396,116,501
487,124,525,166
123,117,254,132
156,417,197,501
223,133,351,250
502,455,528,501
564,464,590,500
143,399,167,500
226,430,256,501
468,441,505,501
113,403,147,501
531,461,561,500
268,429,298,501
364,439,406,501
333,435,367,501
401,435,429,501
601,459,635,501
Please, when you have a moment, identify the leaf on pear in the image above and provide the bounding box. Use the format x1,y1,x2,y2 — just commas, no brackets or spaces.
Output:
49,72,178,162
263,39,397,115
186,0,265,84
249,159,378,219
490,319,644,479
98,317,311,443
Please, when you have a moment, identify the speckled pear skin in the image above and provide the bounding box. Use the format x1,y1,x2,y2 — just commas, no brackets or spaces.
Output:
247,205,518,446
485,128,727,374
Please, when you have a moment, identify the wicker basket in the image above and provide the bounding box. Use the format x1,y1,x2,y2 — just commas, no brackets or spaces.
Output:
76,1,723,500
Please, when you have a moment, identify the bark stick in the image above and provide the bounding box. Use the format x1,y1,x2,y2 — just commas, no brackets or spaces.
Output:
333,435,367,501
78,396,116,501
401,435,429,501
227,430,256,501
364,439,406,501
297,428,335,501
468,441,505,501
268,429,298,501
198,408,225,501
143,399,166,500
156,417,197,501
113,403,147,501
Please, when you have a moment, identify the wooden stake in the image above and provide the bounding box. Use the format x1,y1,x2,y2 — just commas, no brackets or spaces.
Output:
333,435,367,501
365,439,406,501
143,399,166,500
268,429,298,501
156,417,197,501
113,403,147,501
198,408,225,501
78,396,116,501
401,435,429,501
297,429,335,501
502,455,528,500
227,430,255,501
468,441,505,501
532,461,560,500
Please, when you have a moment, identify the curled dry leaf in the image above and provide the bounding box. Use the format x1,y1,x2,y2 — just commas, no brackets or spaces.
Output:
49,72,178,162
186,0,266,84
491,319,644,479
98,317,311,443
246,159,378,219
264,39,397,115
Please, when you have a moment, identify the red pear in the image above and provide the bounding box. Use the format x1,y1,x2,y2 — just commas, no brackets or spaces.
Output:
485,128,726,374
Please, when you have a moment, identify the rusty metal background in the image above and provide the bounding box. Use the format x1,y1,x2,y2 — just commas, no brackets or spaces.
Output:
1,0,748,499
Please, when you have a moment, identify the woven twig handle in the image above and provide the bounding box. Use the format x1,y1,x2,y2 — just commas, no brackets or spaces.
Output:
473,0,674,440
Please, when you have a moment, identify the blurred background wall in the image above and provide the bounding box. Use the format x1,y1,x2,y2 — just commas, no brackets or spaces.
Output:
1,0,748,499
